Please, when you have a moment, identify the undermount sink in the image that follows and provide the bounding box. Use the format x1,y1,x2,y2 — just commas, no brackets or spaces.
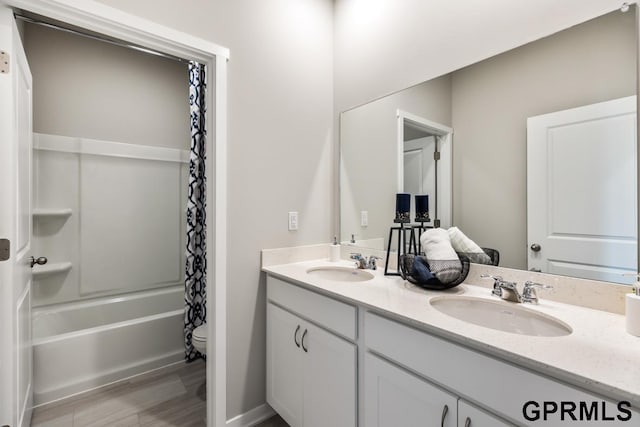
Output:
306,266,374,282
430,296,572,337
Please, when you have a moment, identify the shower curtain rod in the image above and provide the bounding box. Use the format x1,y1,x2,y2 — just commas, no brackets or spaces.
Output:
14,13,190,65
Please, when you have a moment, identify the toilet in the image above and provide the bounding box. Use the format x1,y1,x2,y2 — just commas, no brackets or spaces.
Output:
192,324,207,355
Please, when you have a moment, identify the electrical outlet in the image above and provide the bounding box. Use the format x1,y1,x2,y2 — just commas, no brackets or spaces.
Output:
288,211,298,231
361,210,368,227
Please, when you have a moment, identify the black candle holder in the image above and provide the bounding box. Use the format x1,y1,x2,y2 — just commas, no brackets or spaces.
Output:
414,211,430,223
394,211,411,223
384,222,417,276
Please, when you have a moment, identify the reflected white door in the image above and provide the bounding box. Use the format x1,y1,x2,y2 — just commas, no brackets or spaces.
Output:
404,136,436,222
527,96,637,283
0,7,34,427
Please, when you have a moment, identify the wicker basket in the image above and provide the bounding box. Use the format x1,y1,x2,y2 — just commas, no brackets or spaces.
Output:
399,248,499,290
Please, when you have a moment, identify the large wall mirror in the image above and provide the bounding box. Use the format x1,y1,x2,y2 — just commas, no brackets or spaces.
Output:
340,8,637,285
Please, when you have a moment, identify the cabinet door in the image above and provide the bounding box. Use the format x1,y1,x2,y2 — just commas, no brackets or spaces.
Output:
267,303,304,427
458,400,514,427
364,353,457,427
302,322,357,427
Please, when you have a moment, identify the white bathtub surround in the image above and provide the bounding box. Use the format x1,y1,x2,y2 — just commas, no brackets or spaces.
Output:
32,133,189,306
261,256,640,409
30,133,190,406
32,286,185,406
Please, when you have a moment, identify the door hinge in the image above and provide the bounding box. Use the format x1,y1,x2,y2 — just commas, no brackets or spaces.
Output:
433,151,441,161
0,51,9,74
0,239,10,261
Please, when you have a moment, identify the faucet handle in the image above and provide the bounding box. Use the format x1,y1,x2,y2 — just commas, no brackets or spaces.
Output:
368,255,382,270
481,274,504,297
522,281,552,304
350,253,367,269
523,281,552,290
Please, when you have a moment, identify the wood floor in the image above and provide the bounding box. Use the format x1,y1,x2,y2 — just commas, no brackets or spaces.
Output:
31,360,289,427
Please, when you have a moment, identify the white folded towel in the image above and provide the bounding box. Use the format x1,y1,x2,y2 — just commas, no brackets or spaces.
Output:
420,228,462,283
420,228,458,260
447,226,491,264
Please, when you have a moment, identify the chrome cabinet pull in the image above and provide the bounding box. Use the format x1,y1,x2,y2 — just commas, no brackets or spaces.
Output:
293,325,301,348
440,404,448,427
301,329,308,352
465,417,471,427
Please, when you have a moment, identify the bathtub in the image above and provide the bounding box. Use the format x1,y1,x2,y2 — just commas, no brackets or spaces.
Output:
32,286,185,406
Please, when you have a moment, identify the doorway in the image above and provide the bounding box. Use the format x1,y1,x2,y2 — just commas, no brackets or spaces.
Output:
397,110,453,229
0,3,228,427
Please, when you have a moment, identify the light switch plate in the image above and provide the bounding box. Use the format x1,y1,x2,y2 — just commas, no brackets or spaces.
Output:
288,211,298,231
361,211,368,227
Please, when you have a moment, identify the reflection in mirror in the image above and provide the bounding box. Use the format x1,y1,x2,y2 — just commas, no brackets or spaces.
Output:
339,9,637,284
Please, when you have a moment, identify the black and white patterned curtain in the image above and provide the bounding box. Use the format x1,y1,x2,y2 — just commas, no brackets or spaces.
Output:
185,61,207,361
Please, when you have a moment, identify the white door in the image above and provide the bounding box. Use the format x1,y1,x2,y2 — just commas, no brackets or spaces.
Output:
527,96,637,283
364,353,457,427
0,8,34,427
404,136,436,222
302,322,356,427
266,303,303,427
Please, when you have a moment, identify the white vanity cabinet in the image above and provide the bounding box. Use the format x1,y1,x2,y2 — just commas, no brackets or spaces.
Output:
266,277,357,427
365,312,638,426
265,272,639,426
364,353,457,427
364,351,513,427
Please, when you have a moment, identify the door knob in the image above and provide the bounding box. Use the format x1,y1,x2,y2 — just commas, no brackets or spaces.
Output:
530,243,541,252
30,256,48,268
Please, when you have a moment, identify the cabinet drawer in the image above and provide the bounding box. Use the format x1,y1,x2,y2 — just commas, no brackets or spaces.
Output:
365,312,639,425
267,276,357,340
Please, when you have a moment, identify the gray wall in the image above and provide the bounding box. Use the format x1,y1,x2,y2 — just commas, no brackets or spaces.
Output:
333,0,623,113
451,10,636,269
23,22,189,149
92,0,335,419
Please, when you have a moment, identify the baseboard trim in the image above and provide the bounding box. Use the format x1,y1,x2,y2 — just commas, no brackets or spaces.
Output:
226,403,276,427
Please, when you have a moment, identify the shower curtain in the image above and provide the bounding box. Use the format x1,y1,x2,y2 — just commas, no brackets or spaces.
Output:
185,61,207,361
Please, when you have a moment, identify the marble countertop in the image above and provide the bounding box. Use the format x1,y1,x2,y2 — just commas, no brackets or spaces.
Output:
262,258,640,407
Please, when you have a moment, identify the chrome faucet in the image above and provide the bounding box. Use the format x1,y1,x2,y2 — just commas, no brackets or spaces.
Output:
481,275,552,304
497,281,522,303
481,275,520,302
350,253,381,270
